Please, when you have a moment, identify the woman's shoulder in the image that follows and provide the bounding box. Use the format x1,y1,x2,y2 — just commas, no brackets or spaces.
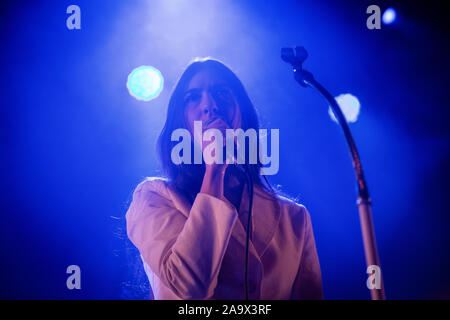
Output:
132,176,171,199
271,192,313,234
258,187,310,221
277,194,308,215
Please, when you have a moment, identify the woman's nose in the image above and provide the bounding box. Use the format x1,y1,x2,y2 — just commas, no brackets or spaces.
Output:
201,93,219,118
203,105,219,116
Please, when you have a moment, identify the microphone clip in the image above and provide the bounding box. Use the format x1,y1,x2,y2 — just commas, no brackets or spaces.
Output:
281,46,314,87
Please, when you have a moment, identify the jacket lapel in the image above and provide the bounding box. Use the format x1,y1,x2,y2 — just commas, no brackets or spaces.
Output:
166,183,281,259
236,185,281,258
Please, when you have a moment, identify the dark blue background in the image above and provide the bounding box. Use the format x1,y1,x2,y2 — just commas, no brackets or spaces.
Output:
1,0,449,299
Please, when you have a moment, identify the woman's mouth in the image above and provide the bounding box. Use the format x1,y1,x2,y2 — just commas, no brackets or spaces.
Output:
205,117,221,127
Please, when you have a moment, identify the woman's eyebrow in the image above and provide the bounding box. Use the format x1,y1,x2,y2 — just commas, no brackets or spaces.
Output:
211,84,231,90
184,88,201,96
184,85,231,97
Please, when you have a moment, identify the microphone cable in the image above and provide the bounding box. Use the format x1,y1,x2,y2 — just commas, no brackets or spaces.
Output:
242,167,254,300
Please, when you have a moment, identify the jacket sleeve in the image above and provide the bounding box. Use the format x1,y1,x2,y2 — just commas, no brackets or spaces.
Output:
126,179,238,299
290,207,323,299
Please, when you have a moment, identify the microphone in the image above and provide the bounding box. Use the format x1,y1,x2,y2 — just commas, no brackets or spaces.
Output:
223,137,249,174
223,139,253,300
223,136,253,300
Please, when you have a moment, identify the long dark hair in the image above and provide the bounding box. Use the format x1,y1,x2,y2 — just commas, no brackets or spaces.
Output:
157,58,272,202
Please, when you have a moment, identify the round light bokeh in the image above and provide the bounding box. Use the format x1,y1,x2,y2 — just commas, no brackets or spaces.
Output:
127,66,164,101
328,93,361,123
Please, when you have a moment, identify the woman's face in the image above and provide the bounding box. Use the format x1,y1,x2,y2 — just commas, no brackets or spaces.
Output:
183,69,242,136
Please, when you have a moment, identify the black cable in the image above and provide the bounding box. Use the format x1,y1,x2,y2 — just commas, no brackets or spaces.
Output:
244,170,254,300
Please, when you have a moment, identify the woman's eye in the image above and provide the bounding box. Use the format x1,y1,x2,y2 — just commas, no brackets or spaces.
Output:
213,89,232,104
184,93,200,105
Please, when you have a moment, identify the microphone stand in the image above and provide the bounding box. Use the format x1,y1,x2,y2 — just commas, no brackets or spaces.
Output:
281,47,386,300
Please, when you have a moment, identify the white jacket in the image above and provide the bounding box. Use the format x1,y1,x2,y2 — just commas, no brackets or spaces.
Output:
126,177,323,300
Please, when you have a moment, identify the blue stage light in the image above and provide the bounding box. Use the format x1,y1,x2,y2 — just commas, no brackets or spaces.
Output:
382,8,397,25
127,66,164,101
328,93,360,123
